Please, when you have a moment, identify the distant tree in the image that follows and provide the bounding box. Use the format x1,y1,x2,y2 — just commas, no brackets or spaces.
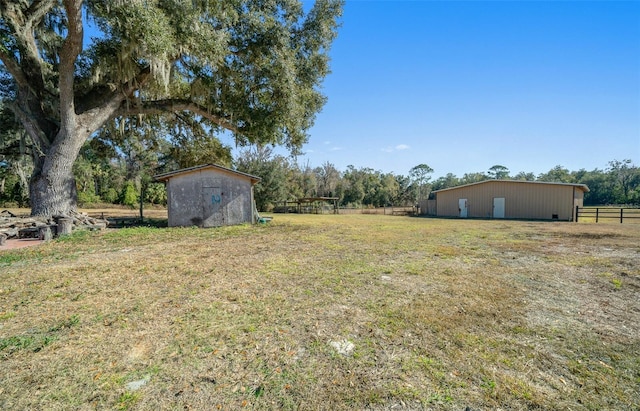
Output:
293,161,319,198
538,165,574,183
394,174,414,205
73,156,101,205
359,168,381,206
168,135,232,170
513,171,536,181
0,103,34,205
315,162,341,197
120,181,138,209
375,173,399,206
409,164,434,202
72,137,123,205
571,168,589,183
432,173,460,191
607,159,639,204
236,146,290,211
460,172,488,185
144,183,167,206
341,165,366,206
488,165,510,180
579,169,612,206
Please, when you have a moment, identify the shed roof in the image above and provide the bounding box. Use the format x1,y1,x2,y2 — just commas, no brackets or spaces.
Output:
432,180,589,193
154,164,261,184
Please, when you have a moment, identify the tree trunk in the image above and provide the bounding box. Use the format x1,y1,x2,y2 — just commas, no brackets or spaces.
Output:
29,134,83,217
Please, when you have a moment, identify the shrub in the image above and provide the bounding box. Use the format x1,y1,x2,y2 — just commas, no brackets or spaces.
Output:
102,188,119,204
120,182,138,209
144,182,167,205
77,191,101,205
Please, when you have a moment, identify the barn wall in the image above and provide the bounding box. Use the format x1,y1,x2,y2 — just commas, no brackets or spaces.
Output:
436,181,582,221
166,169,254,227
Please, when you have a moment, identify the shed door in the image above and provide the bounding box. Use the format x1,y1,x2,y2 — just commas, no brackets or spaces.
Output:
493,197,505,219
202,187,224,227
458,198,468,218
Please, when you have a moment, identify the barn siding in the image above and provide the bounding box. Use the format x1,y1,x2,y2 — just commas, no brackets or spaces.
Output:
435,181,587,221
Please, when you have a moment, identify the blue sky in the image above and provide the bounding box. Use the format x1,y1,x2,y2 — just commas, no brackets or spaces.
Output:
289,0,640,178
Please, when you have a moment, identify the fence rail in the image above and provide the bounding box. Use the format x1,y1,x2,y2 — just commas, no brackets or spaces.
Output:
575,206,640,223
274,205,416,216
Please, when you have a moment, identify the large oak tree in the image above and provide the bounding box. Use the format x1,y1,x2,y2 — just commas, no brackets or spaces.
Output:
0,0,342,216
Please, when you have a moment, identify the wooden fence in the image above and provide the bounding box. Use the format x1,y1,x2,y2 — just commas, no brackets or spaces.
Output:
575,206,640,223
274,205,416,216
340,206,416,216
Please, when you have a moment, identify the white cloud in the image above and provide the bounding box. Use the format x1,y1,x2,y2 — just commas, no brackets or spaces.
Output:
381,144,410,153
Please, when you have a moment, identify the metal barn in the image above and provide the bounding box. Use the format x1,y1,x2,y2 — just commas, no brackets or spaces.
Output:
430,180,589,221
155,164,260,227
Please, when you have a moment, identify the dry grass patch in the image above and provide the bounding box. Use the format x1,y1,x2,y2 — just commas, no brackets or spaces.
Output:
1,215,638,410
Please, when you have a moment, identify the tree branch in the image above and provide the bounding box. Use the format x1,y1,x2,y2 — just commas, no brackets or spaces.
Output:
0,50,29,89
76,66,153,135
1,1,69,151
1,0,54,104
58,0,83,128
8,101,50,156
24,0,56,28
120,99,241,135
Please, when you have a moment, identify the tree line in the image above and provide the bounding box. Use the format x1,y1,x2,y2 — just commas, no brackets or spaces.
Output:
237,154,640,210
1,123,637,210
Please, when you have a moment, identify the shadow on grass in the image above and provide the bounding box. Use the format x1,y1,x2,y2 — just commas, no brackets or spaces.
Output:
105,217,168,229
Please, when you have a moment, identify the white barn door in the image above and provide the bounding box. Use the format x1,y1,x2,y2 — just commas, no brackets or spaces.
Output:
458,198,468,218
493,197,505,219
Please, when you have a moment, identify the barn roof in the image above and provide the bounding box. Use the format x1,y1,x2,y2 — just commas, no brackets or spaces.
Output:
432,180,589,193
154,164,261,184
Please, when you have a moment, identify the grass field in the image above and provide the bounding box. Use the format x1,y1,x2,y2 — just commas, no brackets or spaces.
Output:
1,214,638,410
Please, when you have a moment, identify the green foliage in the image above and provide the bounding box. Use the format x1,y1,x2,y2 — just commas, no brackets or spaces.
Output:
580,169,611,205
409,164,434,201
103,188,120,204
488,165,510,180
607,159,639,204
315,162,341,197
77,190,102,206
339,165,403,207
11,180,29,207
236,146,290,211
431,173,460,191
144,182,167,206
120,182,138,208
341,166,366,205
513,171,536,181
461,172,489,185
169,134,232,169
538,165,574,182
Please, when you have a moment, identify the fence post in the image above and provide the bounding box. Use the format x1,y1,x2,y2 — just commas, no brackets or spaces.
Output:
595,208,599,223
620,208,623,224
575,205,579,222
